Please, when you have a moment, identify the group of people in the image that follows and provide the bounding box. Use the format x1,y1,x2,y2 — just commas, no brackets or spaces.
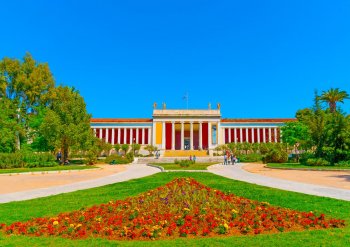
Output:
223,150,238,165
189,155,197,163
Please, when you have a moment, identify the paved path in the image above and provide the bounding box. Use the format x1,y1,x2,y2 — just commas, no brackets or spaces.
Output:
208,163,350,201
0,164,160,204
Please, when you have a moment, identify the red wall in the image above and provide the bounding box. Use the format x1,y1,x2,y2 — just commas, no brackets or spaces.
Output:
165,123,172,150
225,128,229,143
202,123,208,149
144,129,149,144
126,129,130,144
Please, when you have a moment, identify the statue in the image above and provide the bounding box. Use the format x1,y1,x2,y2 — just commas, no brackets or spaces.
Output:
162,102,166,109
208,102,211,109
153,102,157,109
217,103,221,110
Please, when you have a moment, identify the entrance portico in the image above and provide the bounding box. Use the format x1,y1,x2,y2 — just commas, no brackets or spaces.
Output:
152,109,221,151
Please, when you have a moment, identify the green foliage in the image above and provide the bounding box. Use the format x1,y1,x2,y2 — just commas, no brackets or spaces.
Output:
0,152,56,169
121,144,129,154
113,144,121,153
131,143,141,154
40,86,94,161
105,153,133,164
281,121,310,147
318,88,349,113
305,158,330,166
262,144,288,163
238,153,262,162
144,145,157,156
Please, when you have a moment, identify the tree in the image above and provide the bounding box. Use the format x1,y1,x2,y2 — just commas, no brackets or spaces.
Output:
40,86,93,162
144,145,156,156
281,121,311,148
114,144,121,154
319,88,349,113
0,53,55,150
131,143,141,155
121,144,129,155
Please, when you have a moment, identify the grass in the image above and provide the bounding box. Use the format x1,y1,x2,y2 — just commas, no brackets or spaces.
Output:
150,162,218,170
0,165,98,174
267,163,350,170
1,172,350,246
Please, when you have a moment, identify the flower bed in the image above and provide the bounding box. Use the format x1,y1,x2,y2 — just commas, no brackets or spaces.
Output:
0,178,345,240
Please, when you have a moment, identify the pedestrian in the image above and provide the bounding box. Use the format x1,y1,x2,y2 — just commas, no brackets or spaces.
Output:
189,155,192,161
56,151,62,162
223,154,227,165
231,154,234,165
193,155,196,163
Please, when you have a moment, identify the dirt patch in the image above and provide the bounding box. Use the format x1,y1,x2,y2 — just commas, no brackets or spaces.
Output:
242,163,350,190
0,165,126,194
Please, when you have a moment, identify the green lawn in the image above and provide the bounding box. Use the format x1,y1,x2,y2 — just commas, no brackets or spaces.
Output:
150,162,218,170
1,172,350,246
267,163,350,170
0,165,98,174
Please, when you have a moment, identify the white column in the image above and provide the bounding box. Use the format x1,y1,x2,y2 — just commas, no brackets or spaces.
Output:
252,128,255,143
124,128,127,144
136,128,139,144
208,122,212,149
280,128,283,143
148,127,151,145
240,128,243,143
142,128,145,144
199,122,202,149
274,128,277,143
118,128,121,144
93,128,96,136
245,128,249,142
181,122,184,150
112,128,115,145
162,121,166,149
99,128,103,139
152,122,156,146
228,128,231,143
269,128,272,142
190,121,193,150
234,128,237,143
130,128,133,144
106,128,109,143
171,121,175,150
263,128,266,143
257,128,261,143
223,128,226,144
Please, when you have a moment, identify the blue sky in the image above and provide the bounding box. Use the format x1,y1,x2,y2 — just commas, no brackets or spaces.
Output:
1,0,350,118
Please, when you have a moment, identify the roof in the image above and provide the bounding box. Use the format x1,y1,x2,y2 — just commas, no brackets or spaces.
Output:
221,118,296,123
91,118,153,123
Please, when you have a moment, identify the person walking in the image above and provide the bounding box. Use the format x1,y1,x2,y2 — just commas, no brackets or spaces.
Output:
223,154,227,165
193,155,196,163
230,154,234,165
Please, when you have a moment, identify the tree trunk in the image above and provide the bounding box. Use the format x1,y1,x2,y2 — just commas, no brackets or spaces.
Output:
62,138,69,165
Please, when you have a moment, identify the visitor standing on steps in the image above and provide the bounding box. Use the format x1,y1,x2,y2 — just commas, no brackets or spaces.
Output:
223,154,227,165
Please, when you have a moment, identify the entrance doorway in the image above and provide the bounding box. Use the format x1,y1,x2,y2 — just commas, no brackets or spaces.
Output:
184,138,190,150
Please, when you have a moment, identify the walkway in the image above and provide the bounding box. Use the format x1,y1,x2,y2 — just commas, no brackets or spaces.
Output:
0,164,160,204
208,163,350,201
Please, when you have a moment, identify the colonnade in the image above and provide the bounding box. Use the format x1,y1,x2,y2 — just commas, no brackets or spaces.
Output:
223,127,281,143
93,127,151,145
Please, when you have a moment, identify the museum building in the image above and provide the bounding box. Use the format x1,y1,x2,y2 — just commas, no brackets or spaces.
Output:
90,104,294,153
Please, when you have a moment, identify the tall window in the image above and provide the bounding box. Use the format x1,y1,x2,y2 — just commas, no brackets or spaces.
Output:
212,125,217,145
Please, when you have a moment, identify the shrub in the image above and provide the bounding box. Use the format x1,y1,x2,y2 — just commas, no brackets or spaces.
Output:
238,153,262,162
306,158,330,166
104,154,133,165
179,160,193,167
0,152,56,169
262,148,288,163
335,160,350,167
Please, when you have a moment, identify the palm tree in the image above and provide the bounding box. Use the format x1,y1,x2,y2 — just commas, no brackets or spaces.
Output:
319,88,349,113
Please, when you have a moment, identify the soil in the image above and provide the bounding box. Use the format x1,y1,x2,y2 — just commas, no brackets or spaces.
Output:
0,164,126,194
242,163,350,190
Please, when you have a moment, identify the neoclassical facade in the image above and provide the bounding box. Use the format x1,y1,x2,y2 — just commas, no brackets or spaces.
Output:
91,107,294,151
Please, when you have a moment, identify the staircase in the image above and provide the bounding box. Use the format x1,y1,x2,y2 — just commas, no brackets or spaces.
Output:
163,150,208,157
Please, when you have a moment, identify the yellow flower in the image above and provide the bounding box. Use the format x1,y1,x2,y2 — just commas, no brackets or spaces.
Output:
53,221,59,226
69,224,74,228
224,223,229,229
231,209,238,214
76,223,82,228
183,208,190,211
